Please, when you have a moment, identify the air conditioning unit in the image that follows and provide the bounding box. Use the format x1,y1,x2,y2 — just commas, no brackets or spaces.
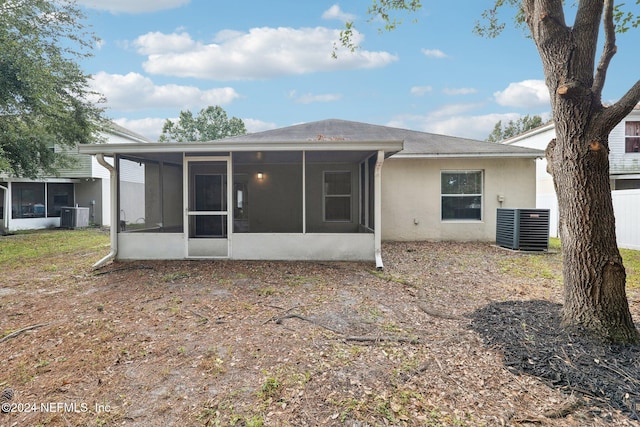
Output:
60,206,90,229
496,208,550,251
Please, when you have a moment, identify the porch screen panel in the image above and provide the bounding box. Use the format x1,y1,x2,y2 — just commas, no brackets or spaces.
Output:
232,151,303,233
192,173,227,237
368,154,376,229
118,156,183,232
12,182,45,218
47,183,74,217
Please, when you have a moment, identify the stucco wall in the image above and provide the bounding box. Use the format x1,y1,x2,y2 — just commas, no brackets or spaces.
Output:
381,157,537,241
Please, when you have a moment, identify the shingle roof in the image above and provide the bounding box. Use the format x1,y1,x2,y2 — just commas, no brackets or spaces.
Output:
221,119,543,158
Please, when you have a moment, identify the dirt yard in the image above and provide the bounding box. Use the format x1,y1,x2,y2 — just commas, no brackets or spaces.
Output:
1,230,639,426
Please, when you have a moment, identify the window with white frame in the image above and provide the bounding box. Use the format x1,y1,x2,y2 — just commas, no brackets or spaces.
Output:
441,170,483,221
323,171,351,222
625,121,640,153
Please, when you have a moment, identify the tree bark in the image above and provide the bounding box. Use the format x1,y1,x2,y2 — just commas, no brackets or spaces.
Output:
547,122,638,343
529,0,639,343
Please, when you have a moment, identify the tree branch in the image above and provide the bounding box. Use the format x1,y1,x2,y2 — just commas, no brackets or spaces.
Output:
598,80,640,131
593,0,617,102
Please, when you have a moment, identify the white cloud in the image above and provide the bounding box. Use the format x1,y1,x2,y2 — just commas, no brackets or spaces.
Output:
289,91,342,104
113,117,278,141
112,117,166,141
90,72,240,111
77,0,190,14
443,87,478,96
243,119,278,133
422,113,521,140
133,32,197,55
387,104,522,140
322,4,356,22
494,79,550,108
135,28,397,80
421,48,448,59
410,86,432,96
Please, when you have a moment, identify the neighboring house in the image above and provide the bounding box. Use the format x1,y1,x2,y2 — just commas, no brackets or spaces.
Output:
503,105,640,248
77,119,542,268
0,122,152,232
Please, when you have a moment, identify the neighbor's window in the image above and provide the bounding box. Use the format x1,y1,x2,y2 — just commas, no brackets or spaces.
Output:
324,171,351,222
625,121,640,153
441,171,483,221
12,182,45,218
47,183,74,217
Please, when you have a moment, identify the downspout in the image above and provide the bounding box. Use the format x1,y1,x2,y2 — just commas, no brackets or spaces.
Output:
0,184,8,231
93,154,117,268
374,150,384,270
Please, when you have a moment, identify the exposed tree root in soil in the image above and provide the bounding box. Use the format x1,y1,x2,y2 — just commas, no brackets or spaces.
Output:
268,312,421,344
0,323,50,344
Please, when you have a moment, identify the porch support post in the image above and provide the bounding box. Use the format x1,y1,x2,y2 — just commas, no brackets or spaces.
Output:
374,150,384,270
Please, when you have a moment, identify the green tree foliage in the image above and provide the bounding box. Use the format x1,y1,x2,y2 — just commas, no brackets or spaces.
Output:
0,0,105,178
159,106,247,142
486,115,545,142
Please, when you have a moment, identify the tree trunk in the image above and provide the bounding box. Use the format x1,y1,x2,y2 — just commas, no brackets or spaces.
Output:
525,0,640,344
547,113,639,343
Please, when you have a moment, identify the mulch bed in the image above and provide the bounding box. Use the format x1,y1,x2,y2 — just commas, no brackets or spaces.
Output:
470,300,640,421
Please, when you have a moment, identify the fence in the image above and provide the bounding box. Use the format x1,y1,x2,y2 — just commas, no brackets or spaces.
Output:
537,190,640,250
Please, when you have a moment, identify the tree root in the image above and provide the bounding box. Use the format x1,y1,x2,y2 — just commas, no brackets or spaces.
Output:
93,265,154,276
417,303,462,320
0,323,50,344
267,311,421,344
542,397,583,419
344,335,421,344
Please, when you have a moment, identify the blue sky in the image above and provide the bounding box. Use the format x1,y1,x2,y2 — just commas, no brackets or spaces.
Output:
77,0,639,141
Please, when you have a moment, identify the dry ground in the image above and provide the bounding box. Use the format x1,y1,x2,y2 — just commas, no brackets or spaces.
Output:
1,230,640,426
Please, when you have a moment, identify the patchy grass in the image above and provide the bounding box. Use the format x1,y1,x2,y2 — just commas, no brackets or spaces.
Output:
0,228,109,269
500,237,640,291
621,247,640,289
3,230,640,426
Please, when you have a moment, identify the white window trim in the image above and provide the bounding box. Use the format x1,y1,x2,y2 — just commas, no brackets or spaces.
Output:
323,170,352,223
625,121,640,153
440,170,484,222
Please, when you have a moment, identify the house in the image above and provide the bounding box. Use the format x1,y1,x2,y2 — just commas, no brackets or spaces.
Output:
77,119,543,268
503,106,640,248
0,122,152,233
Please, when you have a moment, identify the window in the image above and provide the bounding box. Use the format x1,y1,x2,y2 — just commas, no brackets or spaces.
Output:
12,183,45,218
47,183,74,217
324,171,351,222
441,171,483,221
625,121,640,153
